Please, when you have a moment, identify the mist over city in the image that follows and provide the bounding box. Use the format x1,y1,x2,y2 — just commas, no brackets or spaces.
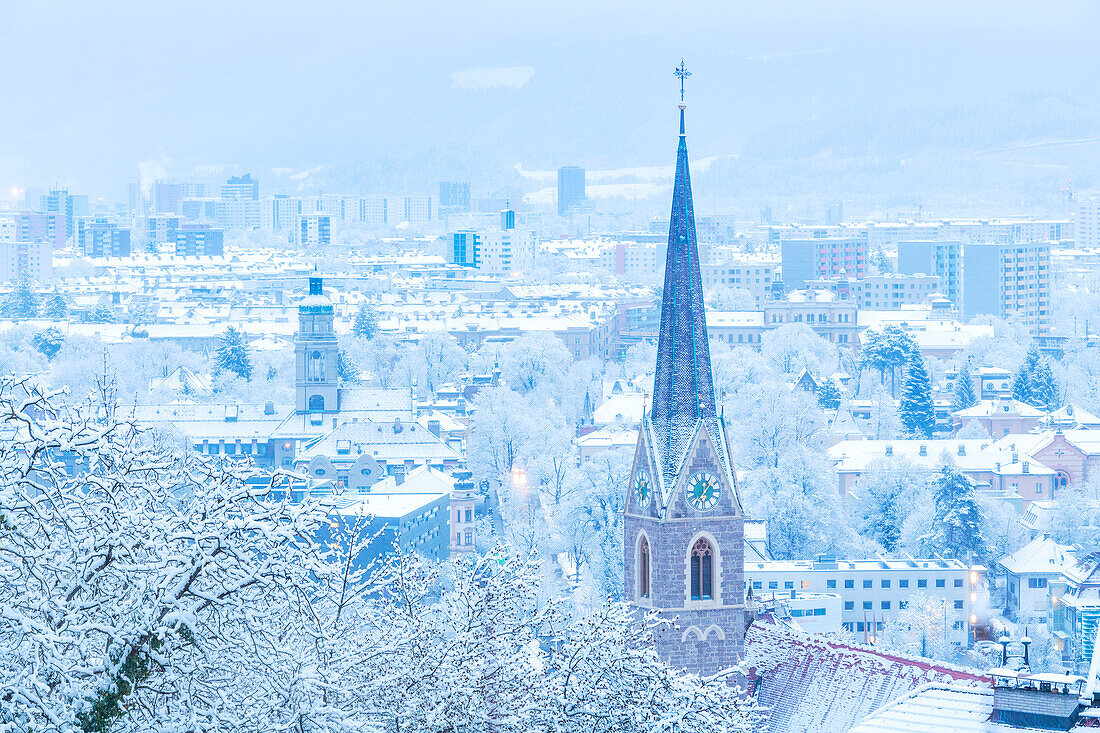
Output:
1,2,1100,732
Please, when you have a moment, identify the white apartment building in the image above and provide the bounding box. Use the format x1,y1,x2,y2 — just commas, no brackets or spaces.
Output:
1077,197,1100,249
263,196,302,231
216,199,262,229
0,239,52,283
362,195,388,227
745,556,985,646
294,213,337,247
702,259,777,307
402,194,434,225
854,273,941,309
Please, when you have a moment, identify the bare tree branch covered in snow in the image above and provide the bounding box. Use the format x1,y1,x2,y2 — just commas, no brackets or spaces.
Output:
0,379,763,732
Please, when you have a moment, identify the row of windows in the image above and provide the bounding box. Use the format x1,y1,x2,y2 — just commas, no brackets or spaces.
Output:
751,577,962,591
200,442,268,456
842,599,964,611
638,536,718,603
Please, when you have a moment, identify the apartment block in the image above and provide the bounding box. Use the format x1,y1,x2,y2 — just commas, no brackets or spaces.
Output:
780,237,866,290
745,556,985,646
175,224,224,257
0,240,52,283
961,242,1050,333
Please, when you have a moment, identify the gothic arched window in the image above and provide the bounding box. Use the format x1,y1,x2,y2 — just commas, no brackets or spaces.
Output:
639,535,651,599
307,350,325,382
690,538,714,601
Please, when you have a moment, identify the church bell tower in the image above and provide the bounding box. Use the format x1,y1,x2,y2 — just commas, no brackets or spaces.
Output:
295,276,340,413
623,64,746,674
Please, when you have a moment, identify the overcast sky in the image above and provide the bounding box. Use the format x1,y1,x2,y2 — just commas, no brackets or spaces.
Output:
2,0,1098,208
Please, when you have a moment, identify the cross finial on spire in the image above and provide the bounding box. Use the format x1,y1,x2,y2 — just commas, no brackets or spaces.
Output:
674,59,691,102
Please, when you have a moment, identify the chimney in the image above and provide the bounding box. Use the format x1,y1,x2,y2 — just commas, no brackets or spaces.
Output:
1000,635,1010,667
1023,461,1030,474
427,419,441,437
958,444,966,456
885,444,893,456
393,417,403,433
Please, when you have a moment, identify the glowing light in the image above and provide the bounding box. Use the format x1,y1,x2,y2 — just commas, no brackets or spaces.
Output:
9,188,19,198
970,614,977,625
970,592,977,602
970,570,978,584
511,466,528,490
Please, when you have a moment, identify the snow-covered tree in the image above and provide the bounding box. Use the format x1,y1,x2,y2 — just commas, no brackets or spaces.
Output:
760,323,836,378
1012,344,1041,404
817,377,842,410
851,457,929,553
0,378,336,730
953,359,976,410
1049,480,1100,554
981,497,1031,570
1030,360,1060,412
730,381,826,469
878,592,955,661
1,275,39,319
863,386,901,440
859,324,918,396
500,333,573,394
352,301,378,339
921,462,985,560
467,385,538,485
31,327,65,361
88,297,115,324
742,448,860,560
900,351,936,438
338,347,359,383
413,331,467,391
214,325,253,381
42,288,69,319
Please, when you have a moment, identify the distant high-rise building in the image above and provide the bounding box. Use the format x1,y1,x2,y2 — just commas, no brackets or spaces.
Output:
128,183,147,217
295,212,336,247
221,173,259,201
182,198,219,222
402,194,433,225
898,240,961,305
961,242,1050,333
557,166,586,217
0,217,14,242
175,223,224,257
362,195,387,227
263,196,302,231
0,240,52,283
15,212,65,249
444,227,534,276
780,237,866,291
41,189,88,239
78,219,131,258
215,199,262,229
501,207,515,231
145,214,181,249
154,182,184,214
1077,196,1100,249
439,182,471,214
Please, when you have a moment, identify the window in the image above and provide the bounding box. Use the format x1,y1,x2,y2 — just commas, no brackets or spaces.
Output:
935,579,946,588
827,579,837,589
954,600,964,610
463,529,472,545
863,601,872,610
801,580,810,589
306,350,326,382
882,601,892,610
857,622,865,632
690,538,714,601
954,579,963,588
308,394,325,411
900,579,909,589
844,579,854,589
844,601,854,610
917,579,927,588
639,536,651,600
900,600,909,609
882,580,891,589
769,581,778,590
753,581,762,590
863,580,872,589
784,581,794,590
1028,577,1048,589
465,509,473,523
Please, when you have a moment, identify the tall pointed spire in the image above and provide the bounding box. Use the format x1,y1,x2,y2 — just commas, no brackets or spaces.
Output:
650,73,718,486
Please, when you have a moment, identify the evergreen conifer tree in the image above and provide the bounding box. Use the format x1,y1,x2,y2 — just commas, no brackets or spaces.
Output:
352,302,378,339
900,350,936,438
922,463,985,560
817,378,842,410
1,275,40,319
1012,344,1041,404
338,349,359,383
89,299,116,324
215,326,253,381
42,288,69,319
1030,360,1060,412
953,359,977,410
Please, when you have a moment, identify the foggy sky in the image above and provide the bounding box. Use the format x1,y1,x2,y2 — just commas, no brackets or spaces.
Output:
2,0,1099,209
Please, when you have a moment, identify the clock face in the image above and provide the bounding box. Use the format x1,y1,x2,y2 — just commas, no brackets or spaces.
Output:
634,470,651,506
686,471,720,512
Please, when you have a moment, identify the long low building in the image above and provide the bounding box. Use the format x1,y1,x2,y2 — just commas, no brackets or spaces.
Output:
744,555,986,646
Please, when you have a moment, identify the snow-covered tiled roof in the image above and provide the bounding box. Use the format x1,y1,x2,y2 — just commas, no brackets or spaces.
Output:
998,536,1077,576
745,616,988,733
